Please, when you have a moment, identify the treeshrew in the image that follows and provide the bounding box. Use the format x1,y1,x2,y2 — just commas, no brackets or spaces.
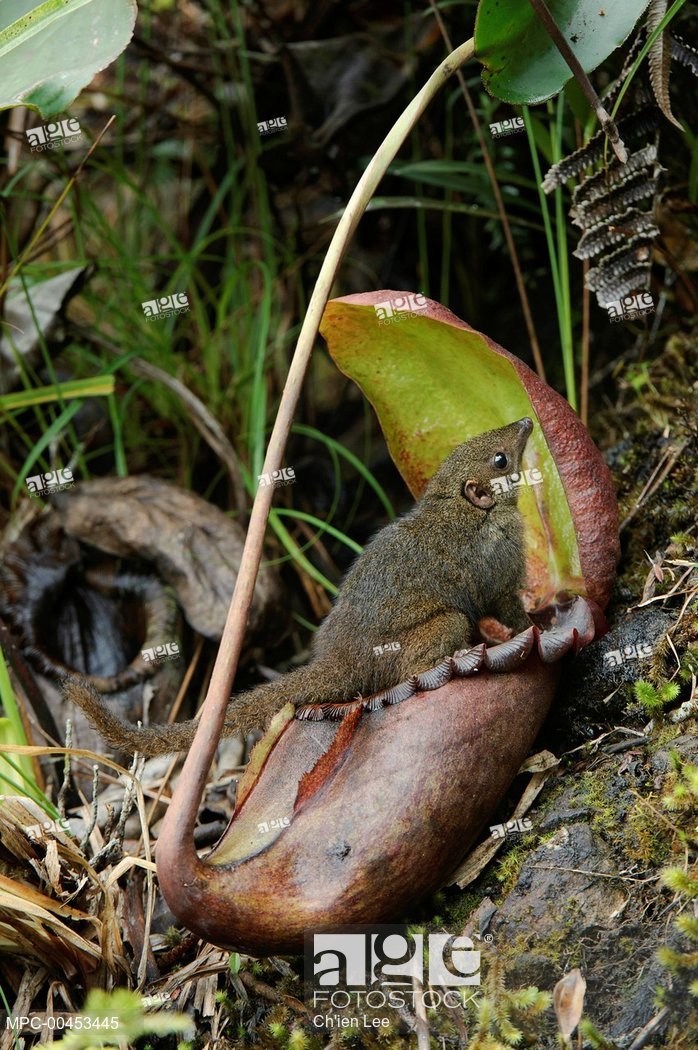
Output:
63,418,534,755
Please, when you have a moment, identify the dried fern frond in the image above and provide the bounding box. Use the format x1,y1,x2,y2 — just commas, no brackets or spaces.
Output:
571,144,658,208
543,110,660,193
601,30,646,110
587,252,655,307
541,2,689,313
671,33,698,76
570,164,662,227
544,111,663,309
574,208,658,261
647,0,683,129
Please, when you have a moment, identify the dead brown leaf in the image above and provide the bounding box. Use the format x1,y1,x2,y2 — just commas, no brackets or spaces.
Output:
553,967,587,1040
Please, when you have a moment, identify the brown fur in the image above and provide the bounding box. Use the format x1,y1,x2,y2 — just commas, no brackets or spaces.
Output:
63,419,534,756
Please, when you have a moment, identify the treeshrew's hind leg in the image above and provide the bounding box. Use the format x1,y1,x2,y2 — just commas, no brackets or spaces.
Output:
397,611,473,678
295,611,473,721
488,594,531,636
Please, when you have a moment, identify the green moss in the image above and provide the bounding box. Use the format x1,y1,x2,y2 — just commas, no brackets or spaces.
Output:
518,899,584,969
442,890,487,931
626,796,672,865
494,845,528,896
505,930,536,960
493,906,583,970
577,771,620,837
650,723,683,751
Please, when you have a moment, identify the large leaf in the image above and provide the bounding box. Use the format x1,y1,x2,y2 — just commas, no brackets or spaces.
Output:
320,291,619,610
0,0,137,117
475,0,651,104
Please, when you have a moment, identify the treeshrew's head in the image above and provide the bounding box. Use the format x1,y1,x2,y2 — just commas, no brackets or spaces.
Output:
423,417,534,513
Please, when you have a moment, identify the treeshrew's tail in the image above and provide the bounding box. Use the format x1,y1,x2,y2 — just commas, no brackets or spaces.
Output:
62,664,325,757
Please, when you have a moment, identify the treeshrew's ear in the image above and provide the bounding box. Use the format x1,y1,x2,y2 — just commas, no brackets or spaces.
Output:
463,480,495,509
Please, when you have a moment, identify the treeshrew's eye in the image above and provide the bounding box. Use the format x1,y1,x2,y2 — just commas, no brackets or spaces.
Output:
493,452,508,470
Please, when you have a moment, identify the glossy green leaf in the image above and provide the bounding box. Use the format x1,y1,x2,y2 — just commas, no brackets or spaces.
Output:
0,0,137,117
320,293,618,605
475,0,651,104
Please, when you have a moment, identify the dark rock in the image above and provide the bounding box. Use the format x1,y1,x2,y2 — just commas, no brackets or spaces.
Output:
537,802,593,832
649,734,698,772
551,607,674,736
496,952,559,994
491,823,625,951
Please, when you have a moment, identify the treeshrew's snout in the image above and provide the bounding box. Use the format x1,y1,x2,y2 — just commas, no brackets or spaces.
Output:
513,416,534,456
